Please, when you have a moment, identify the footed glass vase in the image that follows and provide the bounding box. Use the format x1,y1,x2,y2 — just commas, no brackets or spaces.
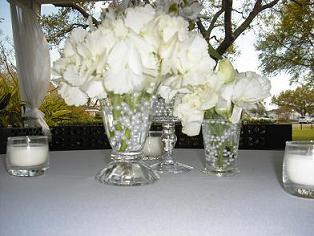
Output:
202,119,241,177
151,96,193,174
95,93,159,186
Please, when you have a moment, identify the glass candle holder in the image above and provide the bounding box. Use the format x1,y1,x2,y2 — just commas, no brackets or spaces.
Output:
5,136,49,177
142,131,164,160
283,141,314,198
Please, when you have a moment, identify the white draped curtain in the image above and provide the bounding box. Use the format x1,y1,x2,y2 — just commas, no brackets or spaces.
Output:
9,0,51,135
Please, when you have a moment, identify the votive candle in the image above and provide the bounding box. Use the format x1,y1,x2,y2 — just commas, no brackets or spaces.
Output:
7,144,48,167
284,153,314,186
283,141,314,198
143,131,164,159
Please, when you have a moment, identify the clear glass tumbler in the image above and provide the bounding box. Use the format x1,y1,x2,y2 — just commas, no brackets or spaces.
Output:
5,136,49,177
283,141,314,198
202,119,241,177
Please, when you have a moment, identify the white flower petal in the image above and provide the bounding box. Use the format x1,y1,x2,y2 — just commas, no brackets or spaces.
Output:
63,65,87,86
125,5,156,34
174,102,204,136
81,81,107,99
229,105,243,123
233,72,271,108
216,59,236,84
58,82,88,106
128,43,143,75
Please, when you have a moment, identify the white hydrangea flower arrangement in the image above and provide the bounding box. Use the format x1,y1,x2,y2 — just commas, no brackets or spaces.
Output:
53,3,214,103
53,2,271,138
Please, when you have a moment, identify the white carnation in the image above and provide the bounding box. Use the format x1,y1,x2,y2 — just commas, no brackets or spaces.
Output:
81,80,107,99
63,65,89,87
173,81,219,136
63,28,88,57
174,97,204,136
58,82,88,106
232,71,271,109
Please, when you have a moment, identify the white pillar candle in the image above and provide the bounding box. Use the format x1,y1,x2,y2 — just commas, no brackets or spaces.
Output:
285,153,314,186
143,136,164,158
7,145,49,167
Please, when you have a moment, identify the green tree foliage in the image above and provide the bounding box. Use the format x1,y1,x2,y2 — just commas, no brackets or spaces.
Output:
272,87,314,116
41,2,98,48
0,76,23,127
0,39,23,127
257,0,314,85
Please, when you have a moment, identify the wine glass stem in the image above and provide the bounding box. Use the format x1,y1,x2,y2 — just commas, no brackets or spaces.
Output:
162,122,177,164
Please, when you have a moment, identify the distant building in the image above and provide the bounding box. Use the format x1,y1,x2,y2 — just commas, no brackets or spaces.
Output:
268,109,299,121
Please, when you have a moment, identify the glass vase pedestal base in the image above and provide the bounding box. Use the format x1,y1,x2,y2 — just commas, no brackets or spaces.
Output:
151,159,193,174
95,159,159,186
201,167,239,177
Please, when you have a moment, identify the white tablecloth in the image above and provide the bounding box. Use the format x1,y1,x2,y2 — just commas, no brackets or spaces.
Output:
0,149,313,236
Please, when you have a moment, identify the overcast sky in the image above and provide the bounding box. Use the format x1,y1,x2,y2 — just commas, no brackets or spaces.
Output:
0,1,296,110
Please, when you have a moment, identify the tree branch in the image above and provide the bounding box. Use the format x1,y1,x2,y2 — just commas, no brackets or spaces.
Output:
54,3,99,26
223,0,233,39
207,7,224,36
217,0,280,55
46,25,76,42
196,20,209,42
260,0,282,11
0,44,16,80
210,35,220,43
216,0,234,55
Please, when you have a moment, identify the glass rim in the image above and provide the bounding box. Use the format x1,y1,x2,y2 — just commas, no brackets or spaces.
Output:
7,136,48,141
286,140,314,146
149,130,162,134
202,119,240,124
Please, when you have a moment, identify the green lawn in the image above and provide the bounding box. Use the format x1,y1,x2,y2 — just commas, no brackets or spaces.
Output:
292,124,314,141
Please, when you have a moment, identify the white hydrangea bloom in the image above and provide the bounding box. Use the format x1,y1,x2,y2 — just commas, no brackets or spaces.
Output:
53,4,221,115
158,14,188,43
125,5,156,34
177,33,215,76
158,14,189,75
158,32,216,102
